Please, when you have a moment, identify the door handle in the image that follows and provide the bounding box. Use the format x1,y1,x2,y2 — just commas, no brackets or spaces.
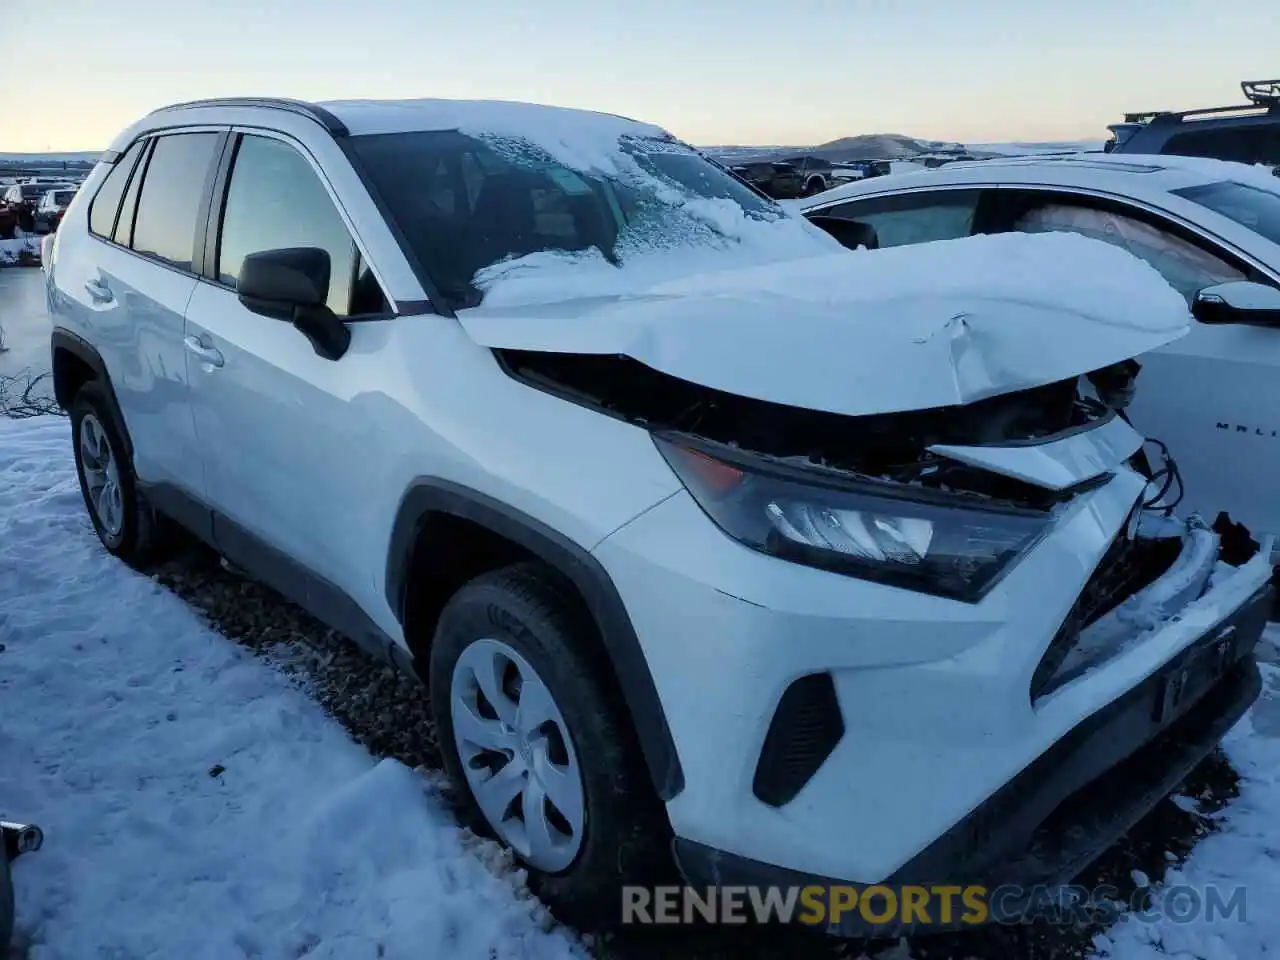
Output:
184,334,224,368
84,278,113,304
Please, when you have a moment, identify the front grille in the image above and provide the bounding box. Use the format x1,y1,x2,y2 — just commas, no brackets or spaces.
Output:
753,673,846,807
1030,532,1183,702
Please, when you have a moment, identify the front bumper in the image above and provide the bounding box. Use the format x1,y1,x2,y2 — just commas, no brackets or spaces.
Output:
674,583,1268,936
594,471,1275,906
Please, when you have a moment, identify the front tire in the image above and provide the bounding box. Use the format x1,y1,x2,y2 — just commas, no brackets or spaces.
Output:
429,562,670,927
70,381,166,566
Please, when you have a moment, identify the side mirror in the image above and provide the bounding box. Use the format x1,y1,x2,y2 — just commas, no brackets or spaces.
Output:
1191,281,1280,328
806,215,879,251
237,247,351,361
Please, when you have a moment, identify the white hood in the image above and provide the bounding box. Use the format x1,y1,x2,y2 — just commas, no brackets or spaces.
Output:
459,231,1193,417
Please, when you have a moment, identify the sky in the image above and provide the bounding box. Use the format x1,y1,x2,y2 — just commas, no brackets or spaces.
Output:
5,0,1278,152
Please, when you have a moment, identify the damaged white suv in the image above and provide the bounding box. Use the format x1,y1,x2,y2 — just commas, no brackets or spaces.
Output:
44,97,1276,935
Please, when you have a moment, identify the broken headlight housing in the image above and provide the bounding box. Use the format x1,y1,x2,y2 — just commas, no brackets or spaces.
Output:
655,435,1052,602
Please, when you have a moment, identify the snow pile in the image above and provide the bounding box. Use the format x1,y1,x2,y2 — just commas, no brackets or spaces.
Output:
1095,656,1280,960
462,230,1193,417
0,417,585,960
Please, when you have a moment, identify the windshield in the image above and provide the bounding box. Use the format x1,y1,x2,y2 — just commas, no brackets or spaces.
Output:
1172,180,1280,247
348,129,786,309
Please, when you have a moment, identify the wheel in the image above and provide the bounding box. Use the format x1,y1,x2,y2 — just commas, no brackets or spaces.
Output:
430,562,670,927
70,381,167,565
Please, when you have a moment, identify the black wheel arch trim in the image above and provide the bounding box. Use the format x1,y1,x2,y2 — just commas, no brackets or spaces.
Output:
50,327,133,461
386,477,685,800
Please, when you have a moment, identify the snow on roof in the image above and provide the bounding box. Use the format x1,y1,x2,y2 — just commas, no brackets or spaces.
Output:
320,98,672,174
804,151,1280,209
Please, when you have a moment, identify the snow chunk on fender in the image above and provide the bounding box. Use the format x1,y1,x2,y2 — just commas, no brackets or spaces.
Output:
460,231,1192,417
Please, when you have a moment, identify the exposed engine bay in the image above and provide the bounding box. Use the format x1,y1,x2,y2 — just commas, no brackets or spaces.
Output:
498,348,1146,511
501,346,1265,684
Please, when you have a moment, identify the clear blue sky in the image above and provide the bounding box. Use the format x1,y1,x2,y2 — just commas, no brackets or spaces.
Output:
7,0,1277,151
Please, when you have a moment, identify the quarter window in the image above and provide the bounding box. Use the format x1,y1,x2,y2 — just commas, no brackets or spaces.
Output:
216,134,381,317
823,190,981,248
88,140,145,239
131,132,221,271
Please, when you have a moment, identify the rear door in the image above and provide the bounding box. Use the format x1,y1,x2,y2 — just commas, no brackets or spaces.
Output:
54,131,224,506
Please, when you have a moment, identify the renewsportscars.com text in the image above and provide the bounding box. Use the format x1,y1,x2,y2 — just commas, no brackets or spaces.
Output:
622,883,1246,929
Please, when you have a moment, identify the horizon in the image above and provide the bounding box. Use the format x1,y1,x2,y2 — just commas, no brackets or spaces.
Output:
0,131,1106,159
4,1,1276,152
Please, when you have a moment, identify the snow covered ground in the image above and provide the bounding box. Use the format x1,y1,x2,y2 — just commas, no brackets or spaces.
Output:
0,416,586,960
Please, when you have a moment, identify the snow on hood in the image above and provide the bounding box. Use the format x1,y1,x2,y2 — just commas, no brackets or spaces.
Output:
459,230,1193,416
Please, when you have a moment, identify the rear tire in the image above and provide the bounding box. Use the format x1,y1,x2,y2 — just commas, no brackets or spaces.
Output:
429,562,671,928
70,381,169,566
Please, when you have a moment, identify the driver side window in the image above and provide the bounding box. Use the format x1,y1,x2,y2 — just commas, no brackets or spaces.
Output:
1011,199,1246,304
216,134,388,317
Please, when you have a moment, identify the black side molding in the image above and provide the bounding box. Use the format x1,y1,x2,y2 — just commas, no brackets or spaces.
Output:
386,478,685,800
49,328,132,461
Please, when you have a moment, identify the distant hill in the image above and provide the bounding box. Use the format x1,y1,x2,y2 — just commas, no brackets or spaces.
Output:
0,151,99,180
704,136,1102,164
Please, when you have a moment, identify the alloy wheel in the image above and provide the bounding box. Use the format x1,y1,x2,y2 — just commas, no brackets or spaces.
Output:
79,412,124,539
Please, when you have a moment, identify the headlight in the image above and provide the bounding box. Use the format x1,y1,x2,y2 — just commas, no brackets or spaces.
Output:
654,435,1052,603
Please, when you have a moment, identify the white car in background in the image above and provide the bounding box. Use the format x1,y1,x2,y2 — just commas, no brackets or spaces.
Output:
798,154,1280,552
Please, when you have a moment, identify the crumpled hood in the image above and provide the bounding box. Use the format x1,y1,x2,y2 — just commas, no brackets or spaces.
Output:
459,231,1193,417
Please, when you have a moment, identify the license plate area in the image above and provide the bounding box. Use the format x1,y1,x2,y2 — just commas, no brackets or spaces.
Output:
1152,588,1269,725
1154,629,1236,724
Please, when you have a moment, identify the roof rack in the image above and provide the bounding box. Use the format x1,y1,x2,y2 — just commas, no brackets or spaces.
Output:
146,97,349,137
1120,79,1280,127
1242,79,1280,105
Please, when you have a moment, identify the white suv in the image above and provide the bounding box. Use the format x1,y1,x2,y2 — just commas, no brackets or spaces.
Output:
44,97,1277,936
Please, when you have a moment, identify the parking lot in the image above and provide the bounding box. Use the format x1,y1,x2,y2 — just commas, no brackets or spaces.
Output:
0,269,53,380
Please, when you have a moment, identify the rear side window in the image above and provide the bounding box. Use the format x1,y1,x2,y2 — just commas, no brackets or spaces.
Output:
1162,126,1279,166
215,134,380,316
131,132,220,271
88,140,144,238
112,140,152,248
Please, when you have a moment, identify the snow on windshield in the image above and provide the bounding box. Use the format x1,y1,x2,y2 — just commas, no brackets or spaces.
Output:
346,126,838,309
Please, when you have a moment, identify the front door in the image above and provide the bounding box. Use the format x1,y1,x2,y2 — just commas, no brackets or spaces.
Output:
183,131,391,621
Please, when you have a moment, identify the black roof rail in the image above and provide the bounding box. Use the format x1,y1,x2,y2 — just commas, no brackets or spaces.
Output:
146,97,349,137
